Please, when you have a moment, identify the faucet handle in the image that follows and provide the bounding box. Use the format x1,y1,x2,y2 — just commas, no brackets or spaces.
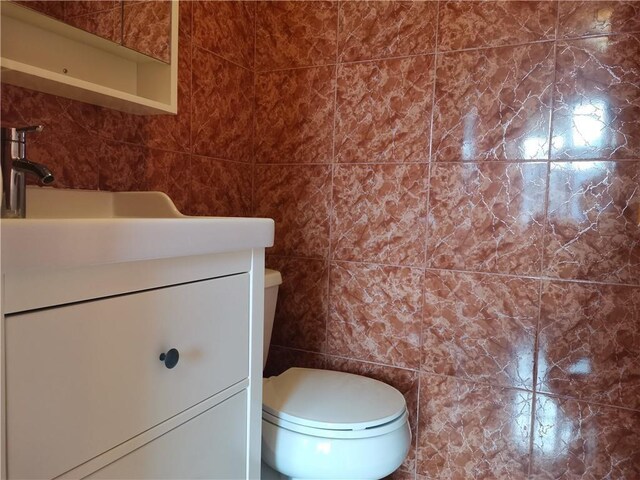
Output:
15,125,44,141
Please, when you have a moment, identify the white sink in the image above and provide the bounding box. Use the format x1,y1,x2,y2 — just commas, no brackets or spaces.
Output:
2,187,274,272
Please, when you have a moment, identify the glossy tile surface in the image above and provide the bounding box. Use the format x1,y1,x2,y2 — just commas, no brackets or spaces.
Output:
335,55,434,164
331,164,428,266
551,34,640,160
417,374,532,479
66,7,122,44
538,281,640,410
328,261,423,369
532,394,640,478
29,132,101,190
266,256,329,353
98,142,146,192
193,1,254,69
188,156,251,217
191,47,253,163
143,27,192,153
433,43,554,162
254,165,332,259
545,161,640,284
255,66,335,164
428,162,547,275
142,150,190,214
122,0,171,62
558,1,640,39
422,270,538,389
438,1,557,52
338,1,438,62
255,1,337,71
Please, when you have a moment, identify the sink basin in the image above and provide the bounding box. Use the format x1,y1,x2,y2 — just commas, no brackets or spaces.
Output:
25,186,185,219
2,186,274,272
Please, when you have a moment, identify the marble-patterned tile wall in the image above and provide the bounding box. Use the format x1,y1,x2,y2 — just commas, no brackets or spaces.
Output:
256,1,640,478
1,1,253,217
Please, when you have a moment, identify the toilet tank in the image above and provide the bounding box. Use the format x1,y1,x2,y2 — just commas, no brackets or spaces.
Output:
263,269,282,369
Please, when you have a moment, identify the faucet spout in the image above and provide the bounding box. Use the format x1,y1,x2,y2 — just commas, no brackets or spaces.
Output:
1,125,55,218
13,159,55,185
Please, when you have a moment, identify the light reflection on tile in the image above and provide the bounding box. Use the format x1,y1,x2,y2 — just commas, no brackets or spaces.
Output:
538,281,640,410
417,374,532,479
551,34,640,160
544,161,640,284
432,43,554,162
428,162,547,275
532,394,640,478
422,270,538,389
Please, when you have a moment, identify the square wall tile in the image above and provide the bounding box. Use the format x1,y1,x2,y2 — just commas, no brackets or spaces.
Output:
327,261,423,369
558,1,640,39
254,165,332,259
438,1,557,52
422,270,539,389
338,1,438,63
428,162,547,276
144,27,192,153
255,66,336,164
266,256,328,353
335,55,434,164
325,357,420,474
432,43,554,161
256,1,338,71
538,281,640,410
331,164,428,266
188,156,251,217
531,394,640,478
551,34,640,160
142,149,190,214
193,1,254,69
122,0,171,63
191,48,253,163
544,161,640,285
417,374,532,479
98,141,147,192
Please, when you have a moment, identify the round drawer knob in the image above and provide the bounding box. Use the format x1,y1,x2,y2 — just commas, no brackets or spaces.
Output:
159,348,179,369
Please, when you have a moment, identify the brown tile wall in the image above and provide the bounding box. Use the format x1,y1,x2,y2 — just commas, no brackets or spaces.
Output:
2,1,639,478
1,1,253,217
257,1,640,479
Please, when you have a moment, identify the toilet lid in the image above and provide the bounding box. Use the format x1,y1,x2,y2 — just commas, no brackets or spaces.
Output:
262,368,406,431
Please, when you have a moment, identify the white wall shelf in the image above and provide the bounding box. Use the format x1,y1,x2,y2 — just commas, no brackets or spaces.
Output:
0,1,178,115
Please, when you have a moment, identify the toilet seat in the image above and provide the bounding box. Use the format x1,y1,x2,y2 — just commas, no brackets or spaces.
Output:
262,368,408,439
262,408,408,439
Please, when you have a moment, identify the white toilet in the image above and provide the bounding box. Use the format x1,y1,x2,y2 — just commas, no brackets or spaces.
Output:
262,269,411,480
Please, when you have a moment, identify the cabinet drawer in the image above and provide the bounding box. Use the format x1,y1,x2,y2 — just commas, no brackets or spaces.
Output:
6,274,249,479
86,390,248,480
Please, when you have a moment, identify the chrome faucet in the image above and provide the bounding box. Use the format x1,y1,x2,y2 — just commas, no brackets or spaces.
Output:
1,125,54,218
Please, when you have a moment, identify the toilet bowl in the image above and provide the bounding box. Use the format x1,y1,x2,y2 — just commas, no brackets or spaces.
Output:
262,269,411,480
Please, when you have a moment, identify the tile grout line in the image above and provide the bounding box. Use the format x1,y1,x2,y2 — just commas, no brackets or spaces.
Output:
188,3,194,213
251,1,257,217
269,253,640,288
528,4,562,475
266,254,640,289
272,344,640,414
323,0,341,359
256,37,573,75
414,2,442,477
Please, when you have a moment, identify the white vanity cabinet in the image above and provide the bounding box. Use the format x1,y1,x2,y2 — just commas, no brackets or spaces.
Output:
0,189,272,480
1,213,271,480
